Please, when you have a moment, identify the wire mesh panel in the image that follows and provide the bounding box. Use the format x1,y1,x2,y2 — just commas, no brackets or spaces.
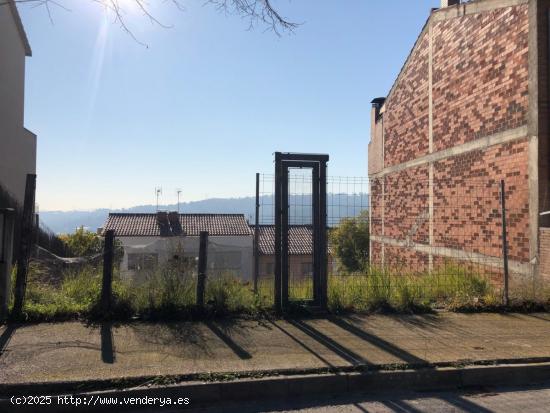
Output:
255,173,370,304
286,168,314,301
257,170,535,309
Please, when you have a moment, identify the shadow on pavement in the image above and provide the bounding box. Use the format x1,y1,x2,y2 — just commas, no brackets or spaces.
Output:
329,316,427,366
0,324,17,357
269,320,337,368
100,322,115,364
443,394,494,413
287,319,368,366
205,321,252,360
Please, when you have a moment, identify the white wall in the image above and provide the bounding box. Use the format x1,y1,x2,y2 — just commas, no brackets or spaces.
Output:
117,235,254,282
0,5,36,204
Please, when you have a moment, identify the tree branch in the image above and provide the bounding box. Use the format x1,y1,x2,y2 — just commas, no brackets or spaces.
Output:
3,0,300,45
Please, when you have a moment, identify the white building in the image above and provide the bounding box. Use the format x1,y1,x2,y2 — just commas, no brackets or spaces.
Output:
102,212,254,281
0,1,36,204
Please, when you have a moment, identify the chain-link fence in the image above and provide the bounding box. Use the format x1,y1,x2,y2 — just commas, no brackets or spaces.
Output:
3,170,544,320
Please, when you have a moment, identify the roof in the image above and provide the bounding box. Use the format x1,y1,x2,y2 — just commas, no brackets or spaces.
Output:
7,0,32,56
251,225,332,256
103,213,252,237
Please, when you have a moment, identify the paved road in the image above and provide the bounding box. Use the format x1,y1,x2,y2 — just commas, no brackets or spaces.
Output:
174,382,550,413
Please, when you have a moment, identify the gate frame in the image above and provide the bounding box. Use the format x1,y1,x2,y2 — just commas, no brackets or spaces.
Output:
274,152,329,312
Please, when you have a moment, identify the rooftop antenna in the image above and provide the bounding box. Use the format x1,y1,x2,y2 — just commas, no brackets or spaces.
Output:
176,188,182,213
155,187,162,211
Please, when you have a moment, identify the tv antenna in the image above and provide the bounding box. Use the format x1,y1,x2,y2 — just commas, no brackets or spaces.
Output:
176,188,182,213
155,187,162,211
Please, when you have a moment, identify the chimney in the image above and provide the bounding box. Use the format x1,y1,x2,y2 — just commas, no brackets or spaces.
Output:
441,0,460,7
157,211,171,236
370,97,385,143
168,211,183,236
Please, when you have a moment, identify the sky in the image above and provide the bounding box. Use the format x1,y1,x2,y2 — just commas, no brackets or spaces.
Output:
18,0,440,211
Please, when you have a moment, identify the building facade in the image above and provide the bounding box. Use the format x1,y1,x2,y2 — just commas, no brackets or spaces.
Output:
0,1,36,204
368,0,549,281
102,212,254,281
252,225,334,278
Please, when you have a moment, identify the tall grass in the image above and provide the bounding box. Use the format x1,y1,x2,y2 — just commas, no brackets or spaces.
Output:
326,267,497,314
10,261,548,323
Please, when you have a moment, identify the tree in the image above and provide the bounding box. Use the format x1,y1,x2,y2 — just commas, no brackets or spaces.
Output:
330,210,369,274
60,226,103,257
3,0,299,46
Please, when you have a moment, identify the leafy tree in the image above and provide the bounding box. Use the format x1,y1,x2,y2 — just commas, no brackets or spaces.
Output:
330,210,369,273
60,226,103,257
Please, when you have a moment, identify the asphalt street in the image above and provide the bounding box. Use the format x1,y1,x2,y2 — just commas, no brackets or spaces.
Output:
169,382,550,413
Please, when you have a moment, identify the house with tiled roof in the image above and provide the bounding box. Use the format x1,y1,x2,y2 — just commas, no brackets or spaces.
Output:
251,225,334,278
102,212,254,280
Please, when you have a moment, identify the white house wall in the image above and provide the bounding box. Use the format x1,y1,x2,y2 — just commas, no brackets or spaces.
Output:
0,5,36,204
117,235,254,281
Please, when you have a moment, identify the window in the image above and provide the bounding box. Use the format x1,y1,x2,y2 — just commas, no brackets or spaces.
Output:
127,253,158,271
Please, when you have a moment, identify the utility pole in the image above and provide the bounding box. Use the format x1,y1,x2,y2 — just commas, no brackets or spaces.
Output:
176,188,182,213
155,187,162,211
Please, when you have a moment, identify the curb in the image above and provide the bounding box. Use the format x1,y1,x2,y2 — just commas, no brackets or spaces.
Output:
2,362,550,411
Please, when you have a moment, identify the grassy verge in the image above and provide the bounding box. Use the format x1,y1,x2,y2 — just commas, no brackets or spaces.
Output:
7,262,550,323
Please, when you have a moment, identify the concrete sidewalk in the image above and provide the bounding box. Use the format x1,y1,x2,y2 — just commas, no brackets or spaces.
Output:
1,312,550,387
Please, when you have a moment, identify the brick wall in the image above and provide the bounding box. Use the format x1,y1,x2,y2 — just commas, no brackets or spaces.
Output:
432,5,529,151
369,1,532,275
383,31,430,167
539,228,550,281
384,166,430,244
433,138,530,262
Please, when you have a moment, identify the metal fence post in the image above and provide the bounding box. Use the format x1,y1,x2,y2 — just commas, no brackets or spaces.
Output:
12,174,36,317
254,173,260,293
0,209,16,321
500,180,509,306
274,153,282,313
197,231,208,308
101,230,115,313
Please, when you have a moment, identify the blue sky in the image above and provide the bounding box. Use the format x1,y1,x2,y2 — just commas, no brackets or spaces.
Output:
18,0,439,211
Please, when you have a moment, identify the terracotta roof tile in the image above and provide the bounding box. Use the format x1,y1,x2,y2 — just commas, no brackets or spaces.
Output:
252,225,319,256
103,213,252,237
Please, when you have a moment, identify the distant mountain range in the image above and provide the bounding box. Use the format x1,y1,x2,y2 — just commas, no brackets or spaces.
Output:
40,194,369,234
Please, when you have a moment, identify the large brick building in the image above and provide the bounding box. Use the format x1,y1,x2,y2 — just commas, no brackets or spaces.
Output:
368,0,549,281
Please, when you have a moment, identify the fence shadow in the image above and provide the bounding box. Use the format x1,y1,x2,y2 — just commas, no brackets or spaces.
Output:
0,324,17,357
100,323,115,364
328,316,427,366
205,321,252,360
269,320,336,368
442,394,494,413
381,399,425,412
287,319,368,366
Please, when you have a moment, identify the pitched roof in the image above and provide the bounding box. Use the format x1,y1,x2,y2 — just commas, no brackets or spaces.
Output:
7,0,32,56
103,213,252,237
251,225,330,256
